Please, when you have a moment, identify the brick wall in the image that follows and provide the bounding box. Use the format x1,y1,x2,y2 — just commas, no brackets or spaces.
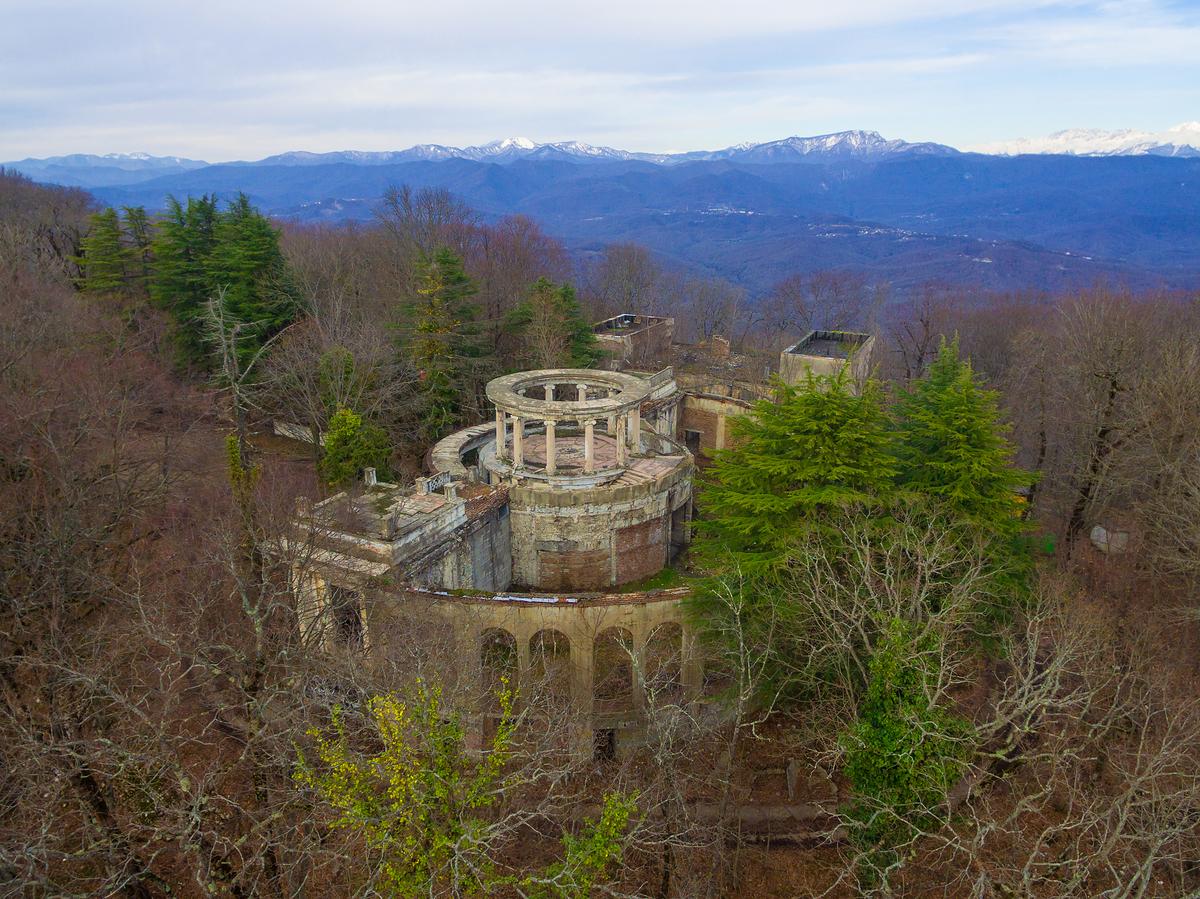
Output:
615,515,668,583
537,546,611,591
680,405,721,454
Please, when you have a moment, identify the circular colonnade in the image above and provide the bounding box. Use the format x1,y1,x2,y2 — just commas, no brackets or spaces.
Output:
487,369,650,478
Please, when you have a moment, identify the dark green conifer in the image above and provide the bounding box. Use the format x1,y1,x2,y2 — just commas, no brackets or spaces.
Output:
75,208,129,294
504,278,602,369
402,248,487,440
693,369,896,577
893,337,1031,541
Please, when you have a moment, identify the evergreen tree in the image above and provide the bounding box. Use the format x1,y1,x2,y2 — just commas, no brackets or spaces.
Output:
74,208,129,294
205,193,296,350
120,205,153,295
402,247,487,440
150,194,296,367
505,278,602,369
893,338,1030,536
841,618,973,888
149,195,219,361
319,407,392,488
693,369,896,577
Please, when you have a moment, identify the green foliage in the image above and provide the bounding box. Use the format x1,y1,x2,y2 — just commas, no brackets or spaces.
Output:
693,368,896,578
224,433,261,507
319,407,392,488
403,247,488,440
317,346,357,415
297,680,637,897
74,207,129,294
894,338,1030,536
296,680,516,896
504,277,602,369
205,194,296,348
149,195,218,357
894,338,1035,602
521,792,640,899
150,193,296,365
121,205,153,292
841,618,973,887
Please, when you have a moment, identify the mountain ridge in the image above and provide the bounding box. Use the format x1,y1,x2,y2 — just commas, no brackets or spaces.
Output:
9,125,1200,189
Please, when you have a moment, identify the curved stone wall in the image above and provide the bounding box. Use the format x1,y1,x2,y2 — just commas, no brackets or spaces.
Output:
507,457,692,589
368,586,702,741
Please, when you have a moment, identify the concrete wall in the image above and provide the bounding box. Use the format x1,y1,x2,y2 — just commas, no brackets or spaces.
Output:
507,465,692,590
368,586,703,749
778,334,876,389
679,393,753,457
404,501,513,592
595,317,675,367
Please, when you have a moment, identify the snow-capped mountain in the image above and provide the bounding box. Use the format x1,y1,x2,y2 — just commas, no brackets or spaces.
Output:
6,152,208,171
244,138,670,166
235,131,953,168
1,152,210,188
976,122,1200,158
699,130,957,163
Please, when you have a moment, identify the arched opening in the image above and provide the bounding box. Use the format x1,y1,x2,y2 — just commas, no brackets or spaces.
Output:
644,622,683,702
480,628,518,700
528,629,572,721
594,627,635,715
480,628,518,744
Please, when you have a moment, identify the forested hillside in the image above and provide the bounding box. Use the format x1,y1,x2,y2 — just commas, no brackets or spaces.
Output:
67,152,1200,296
3,168,1200,897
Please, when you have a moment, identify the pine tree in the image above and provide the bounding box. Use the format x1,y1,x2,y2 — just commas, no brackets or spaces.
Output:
205,193,296,349
149,194,296,367
403,247,487,440
121,205,153,295
693,369,896,577
150,195,219,361
74,208,129,294
505,278,602,369
893,337,1031,541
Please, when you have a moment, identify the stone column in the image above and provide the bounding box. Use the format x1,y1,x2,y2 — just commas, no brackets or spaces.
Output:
545,384,555,401
495,409,506,460
716,413,726,451
583,419,595,473
576,383,588,402
545,420,557,475
615,414,628,466
632,633,647,716
571,636,595,762
513,416,524,468
628,406,641,453
516,633,532,710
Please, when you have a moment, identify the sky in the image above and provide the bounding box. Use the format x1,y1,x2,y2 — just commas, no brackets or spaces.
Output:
1,0,1198,160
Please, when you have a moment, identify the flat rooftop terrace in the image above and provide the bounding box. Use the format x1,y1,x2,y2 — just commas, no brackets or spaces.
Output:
594,313,671,336
784,329,871,360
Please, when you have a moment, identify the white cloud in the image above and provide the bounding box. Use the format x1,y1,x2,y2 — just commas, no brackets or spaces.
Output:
0,0,1195,158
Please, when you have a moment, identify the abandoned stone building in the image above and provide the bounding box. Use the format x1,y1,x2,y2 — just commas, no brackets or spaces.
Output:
291,322,873,753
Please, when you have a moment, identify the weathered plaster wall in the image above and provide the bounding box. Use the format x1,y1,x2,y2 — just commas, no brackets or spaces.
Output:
507,465,692,590
400,505,511,592
367,586,703,742
679,393,753,457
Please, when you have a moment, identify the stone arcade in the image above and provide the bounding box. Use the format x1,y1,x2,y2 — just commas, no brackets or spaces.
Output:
292,365,697,753
290,329,873,753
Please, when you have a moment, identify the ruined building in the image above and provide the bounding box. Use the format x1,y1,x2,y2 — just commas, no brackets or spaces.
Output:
291,323,872,753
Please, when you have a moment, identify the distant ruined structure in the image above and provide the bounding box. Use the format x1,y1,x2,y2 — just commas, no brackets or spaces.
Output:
291,319,873,754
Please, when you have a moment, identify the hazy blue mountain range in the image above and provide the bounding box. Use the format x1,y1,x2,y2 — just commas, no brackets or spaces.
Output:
6,131,1200,295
